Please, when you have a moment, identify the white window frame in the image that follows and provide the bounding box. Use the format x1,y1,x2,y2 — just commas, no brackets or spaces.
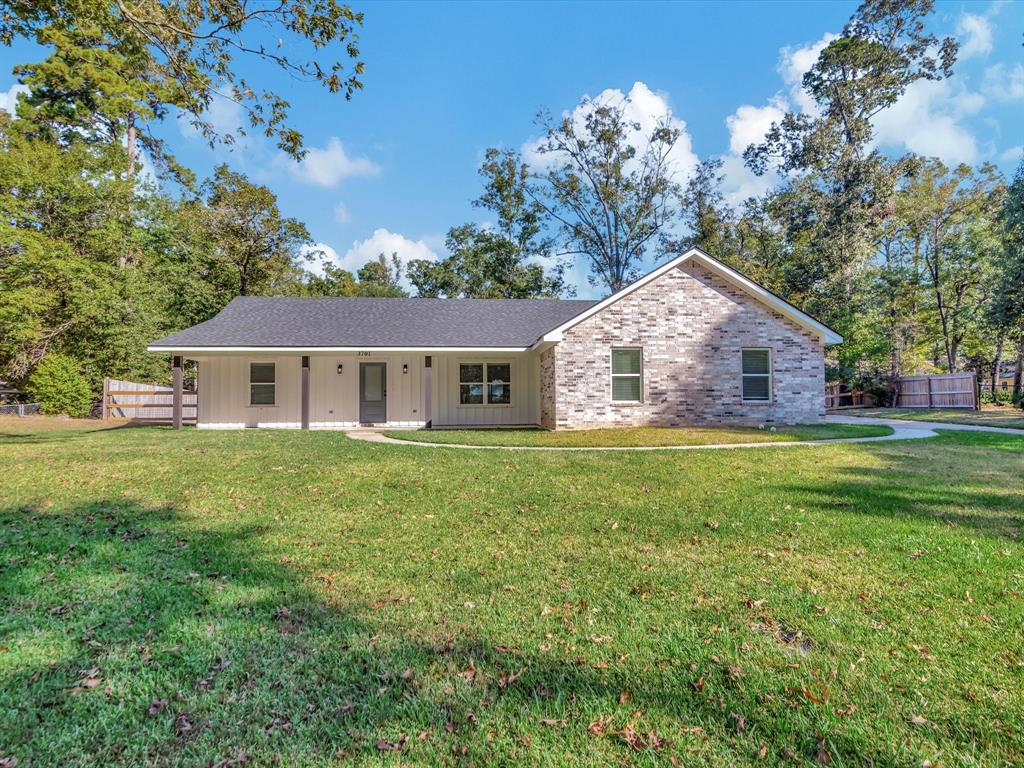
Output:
457,361,513,407
740,347,772,403
249,361,276,407
610,347,643,404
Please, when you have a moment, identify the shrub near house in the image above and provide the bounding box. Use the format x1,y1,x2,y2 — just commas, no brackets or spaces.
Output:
27,354,93,417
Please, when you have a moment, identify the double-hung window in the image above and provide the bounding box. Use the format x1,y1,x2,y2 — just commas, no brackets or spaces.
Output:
741,348,771,402
611,348,642,403
249,362,276,406
459,363,511,405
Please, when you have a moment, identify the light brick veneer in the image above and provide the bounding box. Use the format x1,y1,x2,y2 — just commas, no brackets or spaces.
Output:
542,262,826,429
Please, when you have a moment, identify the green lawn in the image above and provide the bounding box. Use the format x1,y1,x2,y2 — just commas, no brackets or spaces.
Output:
384,423,892,447
1,419,1022,767
850,406,1024,430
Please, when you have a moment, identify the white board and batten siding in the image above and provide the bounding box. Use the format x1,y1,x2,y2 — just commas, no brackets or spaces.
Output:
430,352,539,427
308,354,425,428
195,353,426,429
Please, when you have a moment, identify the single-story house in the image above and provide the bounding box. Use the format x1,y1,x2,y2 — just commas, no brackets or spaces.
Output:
148,247,842,430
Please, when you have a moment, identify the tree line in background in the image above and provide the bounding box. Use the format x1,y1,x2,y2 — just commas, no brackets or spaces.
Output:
0,0,1021,412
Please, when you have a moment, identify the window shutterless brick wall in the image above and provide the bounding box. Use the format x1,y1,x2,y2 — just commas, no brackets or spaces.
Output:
546,262,826,429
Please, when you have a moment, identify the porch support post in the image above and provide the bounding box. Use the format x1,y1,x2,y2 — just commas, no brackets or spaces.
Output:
301,355,310,430
172,355,183,430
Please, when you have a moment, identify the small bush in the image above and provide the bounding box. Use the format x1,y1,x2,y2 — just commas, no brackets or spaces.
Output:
981,388,1015,406
27,354,94,418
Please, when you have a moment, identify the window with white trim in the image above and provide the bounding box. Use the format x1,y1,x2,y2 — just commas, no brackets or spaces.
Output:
249,362,275,406
459,363,511,405
741,348,771,401
611,348,642,402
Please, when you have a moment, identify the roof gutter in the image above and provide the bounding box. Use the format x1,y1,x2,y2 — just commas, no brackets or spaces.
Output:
146,345,533,354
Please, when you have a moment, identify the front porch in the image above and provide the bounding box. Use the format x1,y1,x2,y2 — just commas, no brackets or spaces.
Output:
170,350,542,430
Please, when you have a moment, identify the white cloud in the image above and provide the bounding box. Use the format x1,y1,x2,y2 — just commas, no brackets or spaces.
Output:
523,81,699,185
778,32,838,115
276,137,378,188
983,63,1024,102
1000,145,1023,164
177,92,250,147
719,154,779,206
957,13,994,59
299,242,341,274
0,82,28,114
304,229,440,288
333,202,351,224
717,34,837,203
873,79,982,165
725,97,787,156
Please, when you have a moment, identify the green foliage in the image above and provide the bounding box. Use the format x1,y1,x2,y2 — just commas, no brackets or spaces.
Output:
532,100,681,292
26,352,93,416
990,160,1024,343
203,165,312,296
2,0,364,171
355,252,407,297
409,149,567,299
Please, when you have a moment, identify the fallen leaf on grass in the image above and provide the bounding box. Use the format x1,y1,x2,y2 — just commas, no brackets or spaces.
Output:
815,736,830,764
147,698,167,716
376,735,407,752
619,690,632,705
211,752,249,768
71,668,101,693
0,757,16,768
173,711,196,737
910,714,928,725
615,723,667,752
539,718,566,727
401,667,416,682
498,669,523,689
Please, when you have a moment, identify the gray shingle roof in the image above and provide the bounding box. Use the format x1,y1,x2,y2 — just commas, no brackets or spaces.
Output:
150,296,600,349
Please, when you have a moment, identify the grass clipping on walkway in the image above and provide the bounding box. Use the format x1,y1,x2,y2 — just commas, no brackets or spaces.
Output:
1,423,1021,766
384,423,893,447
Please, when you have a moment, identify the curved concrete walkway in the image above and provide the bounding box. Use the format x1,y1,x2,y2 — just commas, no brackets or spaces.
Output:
343,415,1023,453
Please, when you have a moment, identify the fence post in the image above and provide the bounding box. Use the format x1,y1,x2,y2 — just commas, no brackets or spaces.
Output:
172,356,183,430
301,355,310,430
101,377,109,421
927,375,933,408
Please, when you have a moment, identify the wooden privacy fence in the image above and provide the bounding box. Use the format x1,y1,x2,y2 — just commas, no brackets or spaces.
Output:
895,373,977,409
102,378,197,423
825,383,877,410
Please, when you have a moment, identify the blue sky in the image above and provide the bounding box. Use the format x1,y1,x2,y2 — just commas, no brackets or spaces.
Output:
0,0,1022,298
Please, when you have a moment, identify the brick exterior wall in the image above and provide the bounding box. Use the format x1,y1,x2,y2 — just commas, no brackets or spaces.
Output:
539,345,557,430
546,262,826,429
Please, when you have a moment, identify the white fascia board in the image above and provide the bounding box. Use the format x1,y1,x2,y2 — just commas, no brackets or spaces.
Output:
535,247,843,346
147,345,532,354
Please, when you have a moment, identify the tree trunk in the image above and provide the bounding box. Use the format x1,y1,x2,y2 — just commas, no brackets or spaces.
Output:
1014,342,1023,406
127,113,137,183
991,338,1004,396
118,112,138,270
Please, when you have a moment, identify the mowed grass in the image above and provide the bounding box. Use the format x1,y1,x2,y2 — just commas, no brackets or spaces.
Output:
853,406,1024,430
384,423,892,447
1,419,1022,767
